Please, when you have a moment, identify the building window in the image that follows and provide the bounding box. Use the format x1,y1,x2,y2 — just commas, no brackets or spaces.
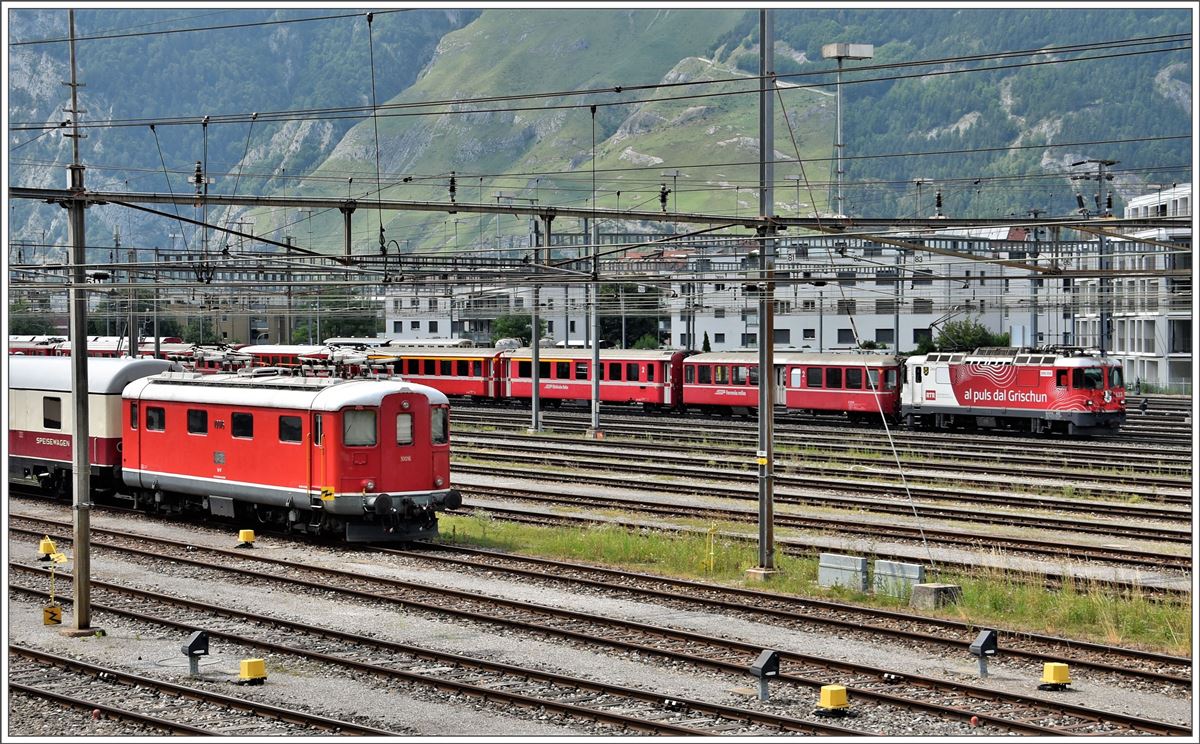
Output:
875,299,896,315
913,328,932,344
429,321,439,333
741,333,757,346
875,328,895,345
912,270,934,286
714,333,726,343
410,321,420,330
774,329,791,344
803,328,815,339
714,308,725,319
393,321,402,333
837,329,856,345
837,299,856,315
837,271,856,286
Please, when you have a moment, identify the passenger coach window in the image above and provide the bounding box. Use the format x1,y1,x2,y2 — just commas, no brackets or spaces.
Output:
440,360,452,376
471,361,482,376
846,368,863,389
885,369,897,389
646,365,655,382
519,361,532,378
130,402,138,430
343,410,376,446
713,366,727,384
627,364,640,382
608,362,621,380
456,360,469,376
826,369,843,389
43,397,62,429
556,362,570,379
431,407,448,444
539,361,551,378
396,413,413,445
187,409,208,434
867,370,880,390
575,362,589,379
698,366,711,384
146,407,166,431
685,367,695,384
806,367,823,388
232,412,253,438
789,369,802,388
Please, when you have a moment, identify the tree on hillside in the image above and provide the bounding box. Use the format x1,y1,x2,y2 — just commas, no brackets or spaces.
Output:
632,333,660,350
8,299,57,335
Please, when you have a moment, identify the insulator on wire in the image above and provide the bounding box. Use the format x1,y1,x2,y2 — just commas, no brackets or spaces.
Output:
1075,194,1086,211
449,172,456,202
659,184,670,212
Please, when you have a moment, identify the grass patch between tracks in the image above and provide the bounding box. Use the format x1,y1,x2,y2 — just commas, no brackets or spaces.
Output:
438,513,1191,656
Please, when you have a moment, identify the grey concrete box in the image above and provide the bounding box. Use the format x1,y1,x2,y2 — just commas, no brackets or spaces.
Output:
909,583,963,610
818,553,868,591
873,560,925,597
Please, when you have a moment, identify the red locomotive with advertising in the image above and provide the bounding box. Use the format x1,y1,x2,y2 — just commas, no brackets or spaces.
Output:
900,347,1126,434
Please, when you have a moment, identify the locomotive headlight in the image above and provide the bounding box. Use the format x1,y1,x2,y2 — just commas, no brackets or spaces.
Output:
401,400,410,409
363,479,376,492
435,476,445,487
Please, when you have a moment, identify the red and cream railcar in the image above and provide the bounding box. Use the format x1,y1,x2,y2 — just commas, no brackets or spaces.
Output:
380,347,508,400
8,356,178,494
900,347,1126,434
781,353,902,420
8,336,66,356
121,369,461,542
503,349,687,409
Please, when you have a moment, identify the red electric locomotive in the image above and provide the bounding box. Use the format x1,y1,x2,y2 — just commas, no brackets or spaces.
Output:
900,347,1126,434
503,348,687,410
121,368,462,541
9,356,179,494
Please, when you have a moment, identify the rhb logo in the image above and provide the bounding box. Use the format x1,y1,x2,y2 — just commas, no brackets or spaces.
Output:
924,390,937,401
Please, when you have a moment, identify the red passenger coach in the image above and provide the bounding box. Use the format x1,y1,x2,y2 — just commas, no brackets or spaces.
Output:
503,349,686,409
9,356,178,494
781,353,901,421
383,347,508,400
122,369,462,542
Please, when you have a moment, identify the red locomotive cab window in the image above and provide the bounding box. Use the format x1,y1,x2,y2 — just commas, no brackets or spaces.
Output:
431,406,448,445
232,412,254,438
187,409,208,434
130,402,138,430
1056,369,1069,387
396,413,413,445
1073,368,1103,390
845,368,863,389
314,414,324,446
146,406,166,431
279,415,303,443
343,410,377,446
1108,367,1123,389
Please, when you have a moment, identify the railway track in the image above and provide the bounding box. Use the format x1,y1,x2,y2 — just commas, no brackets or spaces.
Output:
451,483,1191,573
454,431,1191,505
7,525,1189,736
378,542,1193,689
8,646,392,736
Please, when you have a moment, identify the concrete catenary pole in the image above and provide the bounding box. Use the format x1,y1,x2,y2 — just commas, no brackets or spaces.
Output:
64,8,96,634
753,8,777,577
